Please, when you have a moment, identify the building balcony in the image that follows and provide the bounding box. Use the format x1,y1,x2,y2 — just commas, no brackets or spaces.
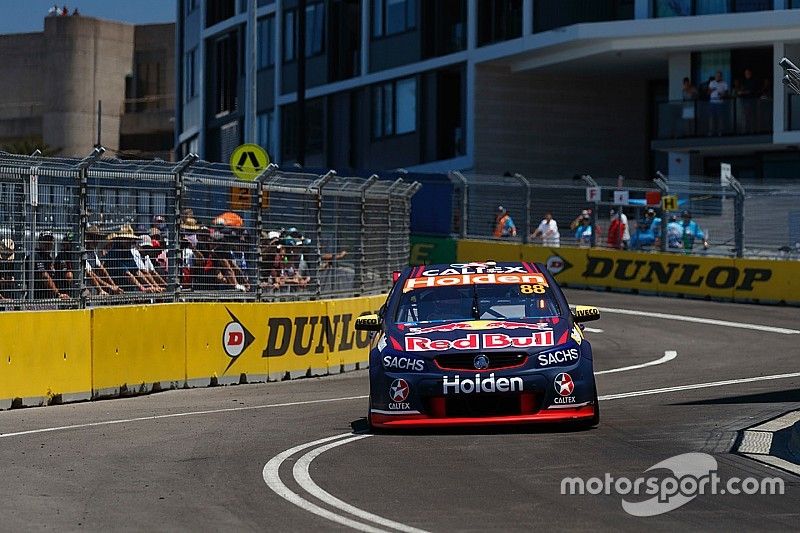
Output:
653,98,772,148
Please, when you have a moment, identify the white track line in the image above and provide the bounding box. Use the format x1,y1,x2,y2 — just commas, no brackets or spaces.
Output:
293,437,430,533
0,395,369,439
599,371,800,401
596,306,799,335
584,327,604,333
595,350,677,375
262,433,387,533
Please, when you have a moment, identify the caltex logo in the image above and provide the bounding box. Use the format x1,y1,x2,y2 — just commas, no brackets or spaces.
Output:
554,373,574,396
389,378,410,402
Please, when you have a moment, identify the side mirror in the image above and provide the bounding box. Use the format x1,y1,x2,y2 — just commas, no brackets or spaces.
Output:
355,314,382,331
572,305,600,323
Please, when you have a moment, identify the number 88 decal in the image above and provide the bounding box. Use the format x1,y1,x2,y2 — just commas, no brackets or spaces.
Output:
520,284,546,295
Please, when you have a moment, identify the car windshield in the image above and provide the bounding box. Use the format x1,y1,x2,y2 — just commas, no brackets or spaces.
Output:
395,283,561,324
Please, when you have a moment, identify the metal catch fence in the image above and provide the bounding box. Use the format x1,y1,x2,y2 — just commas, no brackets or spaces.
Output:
0,149,420,310
449,171,800,261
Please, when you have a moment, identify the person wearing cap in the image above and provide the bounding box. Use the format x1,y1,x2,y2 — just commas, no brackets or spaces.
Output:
606,208,630,250
666,215,683,248
573,212,593,247
0,238,16,300
531,211,561,247
134,234,167,292
30,232,69,300
680,210,708,251
630,208,660,249
493,206,517,239
259,230,285,291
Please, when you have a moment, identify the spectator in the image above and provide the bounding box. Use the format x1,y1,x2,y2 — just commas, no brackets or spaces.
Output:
151,215,169,247
606,209,630,250
54,231,79,298
149,227,169,275
739,68,758,134
72,7,80,15
281,237,311,289
631,208,660,249
136,235,167,291
666,215,683,249
493,206,517,238
0,239,16,300
708,70,729,135
105,225,158,293
32,232,69,300
85,225,122,295
179,234,198,289
531,211,560,247
681,77,698,136
61,5,68,16
260,231,286,291
680,210,709,251
573,212,593,247
48,4,59,16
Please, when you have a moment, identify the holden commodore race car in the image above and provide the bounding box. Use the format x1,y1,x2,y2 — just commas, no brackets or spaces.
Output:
355,261,601,429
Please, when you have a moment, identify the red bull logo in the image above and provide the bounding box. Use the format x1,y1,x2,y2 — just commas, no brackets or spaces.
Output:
408,320,551,335
405,331,555,352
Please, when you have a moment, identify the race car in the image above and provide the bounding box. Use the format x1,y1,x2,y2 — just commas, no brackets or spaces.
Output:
355,261,601,429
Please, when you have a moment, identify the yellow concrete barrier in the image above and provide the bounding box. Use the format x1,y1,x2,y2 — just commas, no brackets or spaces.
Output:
91,304,187,397
0,309,91,407
458,239,800,305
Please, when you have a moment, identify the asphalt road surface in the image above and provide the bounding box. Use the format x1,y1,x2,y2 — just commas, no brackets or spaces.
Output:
1,290,799,531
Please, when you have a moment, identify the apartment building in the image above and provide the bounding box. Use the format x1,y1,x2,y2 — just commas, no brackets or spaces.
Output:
176,0,800,181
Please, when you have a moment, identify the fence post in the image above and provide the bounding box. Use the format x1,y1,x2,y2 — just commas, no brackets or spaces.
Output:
727,173,746,258
170,154,197,302
404,182,422,266
312,170,335,299
654,171,669,253
76,147,105,309
359,175,379,294
387,178,404,280
576,174,599,248
255,163,278,302
448,171,468,238
514,173,531,243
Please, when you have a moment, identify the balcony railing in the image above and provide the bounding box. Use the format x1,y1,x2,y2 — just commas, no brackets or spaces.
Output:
654,97,772,140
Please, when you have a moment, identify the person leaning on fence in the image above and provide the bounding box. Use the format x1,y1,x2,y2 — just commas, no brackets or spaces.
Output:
105,225,159,293
606,209,630,250
54,231,79,298
136,235,167,291
680,210,709,251
30,232,69,300
666,215,683,248
84,225,123,295
630,208,659,249
573,212,593,247
259,231,284,291
531,211,561,247
0,239,16,300
493,206,517,238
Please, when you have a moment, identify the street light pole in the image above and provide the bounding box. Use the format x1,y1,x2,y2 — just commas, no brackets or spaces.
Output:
296,0,307,167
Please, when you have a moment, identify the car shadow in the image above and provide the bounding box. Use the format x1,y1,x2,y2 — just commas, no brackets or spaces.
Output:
670,388,800,405
350,417,596,436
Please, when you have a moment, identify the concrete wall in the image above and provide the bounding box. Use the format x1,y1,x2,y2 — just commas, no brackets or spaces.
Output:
473,63,650,179
0,32,45,142
41,16,135,156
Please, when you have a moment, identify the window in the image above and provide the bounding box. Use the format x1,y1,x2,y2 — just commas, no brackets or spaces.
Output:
207,0,236,26
283,3,325,62
534,0,633,32
186,0,198,15
213,33,238,115
257,110,275,157
653,0,771,16
257,16,275,69
372,0,416,37
372,77,416,138
478,0,522,46
184,48,198,101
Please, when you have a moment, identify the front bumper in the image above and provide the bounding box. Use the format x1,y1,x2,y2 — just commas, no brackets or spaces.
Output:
370,404,596,428
369,357,597,429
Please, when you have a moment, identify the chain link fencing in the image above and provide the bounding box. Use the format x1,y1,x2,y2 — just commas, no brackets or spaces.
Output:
0,150,419,310
449,171,800,260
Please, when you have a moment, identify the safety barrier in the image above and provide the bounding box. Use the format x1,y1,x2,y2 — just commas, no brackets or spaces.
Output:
410,235,800,306
0,294,385,409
